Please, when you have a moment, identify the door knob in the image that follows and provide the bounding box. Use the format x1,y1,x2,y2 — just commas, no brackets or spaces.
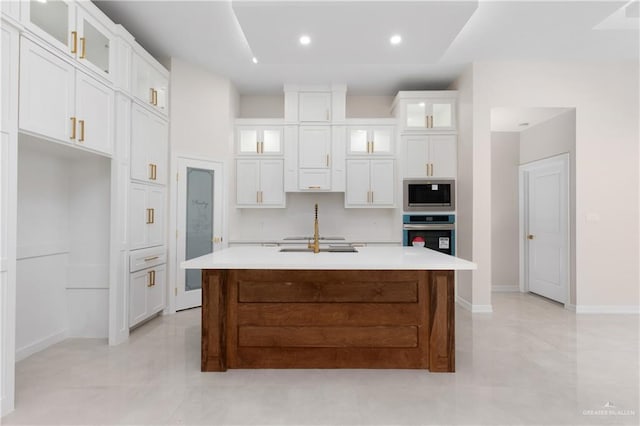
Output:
527,234,535,240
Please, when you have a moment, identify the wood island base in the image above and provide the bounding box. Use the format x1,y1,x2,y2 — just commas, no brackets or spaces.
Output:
201,269,455,372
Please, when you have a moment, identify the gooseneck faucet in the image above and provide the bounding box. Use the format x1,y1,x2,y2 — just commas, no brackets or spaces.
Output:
308,203,320,254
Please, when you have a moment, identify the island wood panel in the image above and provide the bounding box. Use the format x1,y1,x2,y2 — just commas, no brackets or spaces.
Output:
201,270,227,371
238,325,418,348
429,270,455,372
238,277,418,303
202,268,456,372
237,303,420,326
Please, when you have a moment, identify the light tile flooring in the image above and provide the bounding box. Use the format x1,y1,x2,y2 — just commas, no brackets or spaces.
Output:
3,293,639,425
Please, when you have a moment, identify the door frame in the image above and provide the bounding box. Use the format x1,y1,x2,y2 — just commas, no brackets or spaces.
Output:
168,154,227,314
518,153,570,305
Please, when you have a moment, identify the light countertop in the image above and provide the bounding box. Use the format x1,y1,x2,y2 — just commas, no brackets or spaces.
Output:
181,246,476,271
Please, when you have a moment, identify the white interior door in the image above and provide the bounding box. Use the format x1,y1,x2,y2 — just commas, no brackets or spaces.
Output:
521,155,568,304
176,158,223,310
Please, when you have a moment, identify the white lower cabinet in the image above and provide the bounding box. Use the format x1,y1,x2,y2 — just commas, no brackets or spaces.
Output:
129,248,166,328
403,134,456,178
345,159,394,208
129,183,165,249
236,159,285,207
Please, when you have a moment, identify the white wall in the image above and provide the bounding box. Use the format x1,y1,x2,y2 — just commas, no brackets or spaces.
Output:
168,58,238,311
490,131,520,291
462,61,639,311
520,110,577,304
238,95,284,118
237,94,395,119
449,65,476,308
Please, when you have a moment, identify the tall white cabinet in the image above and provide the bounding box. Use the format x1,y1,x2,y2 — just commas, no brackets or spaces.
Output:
1,1,171,414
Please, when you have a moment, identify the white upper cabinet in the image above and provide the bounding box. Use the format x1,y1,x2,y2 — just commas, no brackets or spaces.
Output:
19,37,113,155
347,126,394,156
299,126,331,168
299,92,331,122
75,71,114,155
132,51,169,115
236,159,285,208
21,1,115,81
236,126,283,155
345,159,395,208
131,104,168,184
403,134,457,178
392,91,457,132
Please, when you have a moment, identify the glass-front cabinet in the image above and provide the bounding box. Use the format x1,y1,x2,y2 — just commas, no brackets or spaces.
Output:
22,0,114,81
236,126,283,155
347,126,394,155
392,92,457,132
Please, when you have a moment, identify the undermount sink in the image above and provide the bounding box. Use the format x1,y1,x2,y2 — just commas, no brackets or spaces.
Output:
279,247,358,253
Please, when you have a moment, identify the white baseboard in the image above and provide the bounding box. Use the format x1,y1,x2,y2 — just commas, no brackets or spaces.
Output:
492,285,520,292
455,296,493,313
1,396,13,418
15,329,68,362
575,305,640,314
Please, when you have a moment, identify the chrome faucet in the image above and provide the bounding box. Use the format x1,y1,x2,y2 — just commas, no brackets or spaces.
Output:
308,203,320,254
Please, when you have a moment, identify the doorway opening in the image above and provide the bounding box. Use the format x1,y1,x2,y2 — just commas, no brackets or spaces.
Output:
490,107,576,307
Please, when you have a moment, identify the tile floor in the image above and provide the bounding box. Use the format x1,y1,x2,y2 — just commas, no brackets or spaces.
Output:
3,293,639,425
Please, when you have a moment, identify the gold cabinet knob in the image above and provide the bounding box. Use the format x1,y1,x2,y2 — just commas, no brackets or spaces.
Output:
527,234,535,240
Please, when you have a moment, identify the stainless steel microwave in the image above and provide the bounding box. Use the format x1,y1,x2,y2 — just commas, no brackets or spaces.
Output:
403,179,455,212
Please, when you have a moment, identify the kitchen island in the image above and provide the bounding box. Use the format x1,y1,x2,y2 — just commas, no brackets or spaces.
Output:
182,246,476,372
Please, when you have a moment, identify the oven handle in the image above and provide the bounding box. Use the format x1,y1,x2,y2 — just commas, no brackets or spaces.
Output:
403,224,455,231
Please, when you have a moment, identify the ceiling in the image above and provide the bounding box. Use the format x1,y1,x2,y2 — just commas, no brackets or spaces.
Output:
94,0,639,95
490,107,573,132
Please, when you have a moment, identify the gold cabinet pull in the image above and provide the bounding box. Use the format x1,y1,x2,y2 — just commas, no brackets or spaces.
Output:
78,120,85,142
371,140,374,153
146,208,155,224
152,89,158,106
71,31,77,54
149,88,155,104
431,163,434,176
79,37,86,59
371,191,374,203
147,270,156,287
149,164,157,180
326,154,330,167
256,191,260,204
261,141,264,154
426,163,429,176
307,186,321,189
70,117,76,140
144,256,159,262
527,234,535,240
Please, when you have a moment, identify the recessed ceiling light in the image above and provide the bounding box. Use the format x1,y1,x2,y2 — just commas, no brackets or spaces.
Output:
390,34,402,45
419,102,425,107
252,57,258,64
299,35,311,46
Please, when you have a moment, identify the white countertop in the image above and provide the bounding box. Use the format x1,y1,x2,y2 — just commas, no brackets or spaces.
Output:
181,246,477,271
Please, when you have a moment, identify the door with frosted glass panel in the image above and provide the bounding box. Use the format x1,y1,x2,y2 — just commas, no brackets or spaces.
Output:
176,158,224,310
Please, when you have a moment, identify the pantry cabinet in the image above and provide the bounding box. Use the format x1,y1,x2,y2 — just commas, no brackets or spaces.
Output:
236,159,285,207
129,248,166,327
129,183,165,250
132,51,168,115
130,104,168,184
347,126,394,156
19,37,113,155
403,134,457,178
21,0,115,81
345,159,394,208
236,126,283,155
